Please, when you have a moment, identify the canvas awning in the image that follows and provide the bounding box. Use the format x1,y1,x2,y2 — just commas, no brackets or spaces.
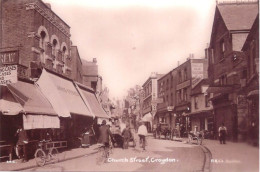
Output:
75,83,108,119
247,90,259,98
23,114,60,130
6,81,57,116
142,112,152,122
206,86,233,94
37,69,92,118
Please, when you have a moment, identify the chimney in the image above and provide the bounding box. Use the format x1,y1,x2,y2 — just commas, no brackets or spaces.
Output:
45,3,51,9
93,58,97,63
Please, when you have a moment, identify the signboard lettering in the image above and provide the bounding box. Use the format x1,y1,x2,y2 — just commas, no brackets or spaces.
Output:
0,51,19,65
0,65,18,85
191,63,203,88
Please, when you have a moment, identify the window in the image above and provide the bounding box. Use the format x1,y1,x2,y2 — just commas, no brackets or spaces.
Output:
52,39,57,56
205,94,210,107
184,68,187,81
195,96,199,109
62,46,67,61
178,71,182,83
166,79,169,90
183,88,187,101
219,74,227,85
40,31,46,50
177,90,181,103
220,39,225,59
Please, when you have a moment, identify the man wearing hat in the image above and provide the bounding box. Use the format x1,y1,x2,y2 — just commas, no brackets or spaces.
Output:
98,120,114,149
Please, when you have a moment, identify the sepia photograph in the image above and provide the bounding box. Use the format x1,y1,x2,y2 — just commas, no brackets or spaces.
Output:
0,0,259,171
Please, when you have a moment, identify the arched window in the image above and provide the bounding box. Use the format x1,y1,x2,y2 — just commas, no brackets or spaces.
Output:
40,31,46,50
52,39,57,56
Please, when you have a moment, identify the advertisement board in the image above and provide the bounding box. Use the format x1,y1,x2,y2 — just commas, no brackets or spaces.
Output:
191,63,204,88
0,65,18,85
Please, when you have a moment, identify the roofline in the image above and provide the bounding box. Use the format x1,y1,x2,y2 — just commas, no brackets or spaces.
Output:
38,0,71,28
71,46,83,64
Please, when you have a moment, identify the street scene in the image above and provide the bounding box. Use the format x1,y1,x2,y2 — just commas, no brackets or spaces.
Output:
0,0,259,172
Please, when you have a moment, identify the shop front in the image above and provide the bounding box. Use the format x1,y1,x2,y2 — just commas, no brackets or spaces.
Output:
175,103,191,137
37,69,94,147
0,80,60,160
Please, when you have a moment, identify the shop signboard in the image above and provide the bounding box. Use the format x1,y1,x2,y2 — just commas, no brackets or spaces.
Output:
0,65,18,85
0,51,19,65
191,63,204,88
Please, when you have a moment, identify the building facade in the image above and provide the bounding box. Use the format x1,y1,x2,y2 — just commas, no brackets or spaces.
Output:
207,1,258,141
142,73,163,132
81,58,102,95
70,46,83,83
189,79,213,136
175,58,208,135
242,14,259,145
1,0,73,79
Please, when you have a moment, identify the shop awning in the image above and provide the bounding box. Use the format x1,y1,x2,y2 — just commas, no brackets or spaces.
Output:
247,90,259,98
142,112,152,122
6,81,57,116
23,114,60,130
206,86,233,94
37,69,92,118
188,110,213,117
75,83,108,119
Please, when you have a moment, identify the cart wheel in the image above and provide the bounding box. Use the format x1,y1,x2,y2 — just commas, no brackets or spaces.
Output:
49,148,59,163
35,149,46,167
197,138,202,145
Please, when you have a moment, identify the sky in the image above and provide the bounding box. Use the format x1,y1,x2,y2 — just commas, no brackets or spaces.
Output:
44,0,216,99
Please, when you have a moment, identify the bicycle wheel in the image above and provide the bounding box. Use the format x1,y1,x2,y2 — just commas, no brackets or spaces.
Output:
35,149,46,167
96,146,105,165
49,148,59,163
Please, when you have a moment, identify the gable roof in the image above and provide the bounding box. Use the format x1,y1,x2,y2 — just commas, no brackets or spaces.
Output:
217,2,258,31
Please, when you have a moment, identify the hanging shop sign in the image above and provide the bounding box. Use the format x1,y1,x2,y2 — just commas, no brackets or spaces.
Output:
0,65,18,85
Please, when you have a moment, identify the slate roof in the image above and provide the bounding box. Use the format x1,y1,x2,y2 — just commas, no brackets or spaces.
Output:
217,2,258,31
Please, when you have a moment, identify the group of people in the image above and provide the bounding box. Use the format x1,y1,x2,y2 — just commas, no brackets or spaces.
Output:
97,120,148,151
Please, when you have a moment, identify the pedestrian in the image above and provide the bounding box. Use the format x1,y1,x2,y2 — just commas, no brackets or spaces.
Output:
218,123,227,144
15,125,29,162
98,120,114,151
81,127,90,148
137,121,148,150
122,124,132,149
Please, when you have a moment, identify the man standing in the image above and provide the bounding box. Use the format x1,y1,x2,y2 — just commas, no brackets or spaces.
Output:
15,125,29,162
137,121,148,151
122,124,132,149
218,123,227,144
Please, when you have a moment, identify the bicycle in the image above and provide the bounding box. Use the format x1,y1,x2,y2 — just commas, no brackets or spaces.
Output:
96,143,110,165
34,140,59,166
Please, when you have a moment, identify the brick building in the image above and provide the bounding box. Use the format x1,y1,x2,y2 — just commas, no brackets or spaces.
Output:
175,58,208,135
81,58,102,95
70,46,83,83
207,1,258,141
1,0,73,79
242,14,259,145
156,70,177,129
142,73,164,132
189,79,213,134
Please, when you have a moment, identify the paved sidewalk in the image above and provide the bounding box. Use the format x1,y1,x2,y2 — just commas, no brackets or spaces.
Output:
202,139,259,172
0,144,99,171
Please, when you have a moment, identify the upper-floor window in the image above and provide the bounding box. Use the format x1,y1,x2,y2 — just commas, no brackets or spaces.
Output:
177,90,181,104
184,68,187,81
194,96,199,109
52,39,57,56
178,71,182,83
219,74,227,85
166,79,169,90
220,39,225,59
40,31,47,50
62,46,67,61
205,94,210,107
183,88,187,101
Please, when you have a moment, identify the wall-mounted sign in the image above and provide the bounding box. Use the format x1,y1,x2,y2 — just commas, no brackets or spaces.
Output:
0,65,18,85
0,51,19,65
191,63,204,88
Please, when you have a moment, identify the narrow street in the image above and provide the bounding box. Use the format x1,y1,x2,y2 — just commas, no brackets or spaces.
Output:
27,136,205,172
